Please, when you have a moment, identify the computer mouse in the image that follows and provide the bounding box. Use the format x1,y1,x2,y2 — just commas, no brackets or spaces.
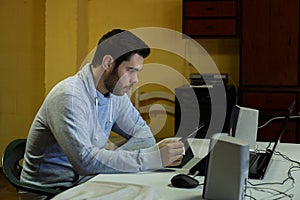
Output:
170,174,199,188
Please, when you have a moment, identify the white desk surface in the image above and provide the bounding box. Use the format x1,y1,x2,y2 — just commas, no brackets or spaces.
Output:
52,141,300,200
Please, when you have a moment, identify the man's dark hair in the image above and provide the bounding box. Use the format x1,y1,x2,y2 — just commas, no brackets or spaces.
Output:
91,29,151,68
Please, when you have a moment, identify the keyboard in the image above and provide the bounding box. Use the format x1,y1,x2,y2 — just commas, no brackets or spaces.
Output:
249,151,272,179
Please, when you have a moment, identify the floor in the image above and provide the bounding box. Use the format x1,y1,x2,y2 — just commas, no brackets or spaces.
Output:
0,168,19,200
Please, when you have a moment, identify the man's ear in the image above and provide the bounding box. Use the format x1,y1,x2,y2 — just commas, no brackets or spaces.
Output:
102,55,114,70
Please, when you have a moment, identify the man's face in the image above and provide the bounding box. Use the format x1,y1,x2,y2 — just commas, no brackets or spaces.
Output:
105,53,144,96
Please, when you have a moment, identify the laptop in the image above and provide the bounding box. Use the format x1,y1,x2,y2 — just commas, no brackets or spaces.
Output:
169,123,209,169
248,100,295,179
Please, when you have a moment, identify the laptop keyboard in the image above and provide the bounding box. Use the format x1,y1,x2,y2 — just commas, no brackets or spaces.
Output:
249,152,258,167
249,151,272,179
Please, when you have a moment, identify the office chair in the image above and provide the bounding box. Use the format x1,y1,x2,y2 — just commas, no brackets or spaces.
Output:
2,138,64,199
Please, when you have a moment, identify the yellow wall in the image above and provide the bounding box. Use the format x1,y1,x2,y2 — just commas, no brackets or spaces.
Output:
45,0,89,93
0,0,240,159
0,0,45,161
197,39,240,87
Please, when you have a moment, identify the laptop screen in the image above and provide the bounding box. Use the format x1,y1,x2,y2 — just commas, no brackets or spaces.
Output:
268,100,295,154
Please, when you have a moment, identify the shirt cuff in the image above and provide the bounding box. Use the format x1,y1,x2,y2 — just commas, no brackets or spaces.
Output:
139,144,163,171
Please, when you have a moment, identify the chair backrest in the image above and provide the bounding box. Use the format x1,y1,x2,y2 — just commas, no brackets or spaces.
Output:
2,138,63,197
134,87,175,139
135,87,175,116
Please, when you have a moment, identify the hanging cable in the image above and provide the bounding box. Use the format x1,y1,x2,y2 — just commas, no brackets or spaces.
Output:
258,116,300,129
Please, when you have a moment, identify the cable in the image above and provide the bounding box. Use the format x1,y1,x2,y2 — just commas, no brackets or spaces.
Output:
274,151,300,166
245,185,256,200
192,170,200,177
245,194,256,200
246,150,300,200
247,177,292,187
246,186,294,200
258,115,300,129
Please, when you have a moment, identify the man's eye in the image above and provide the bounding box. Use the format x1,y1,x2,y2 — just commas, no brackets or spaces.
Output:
128,69,136,73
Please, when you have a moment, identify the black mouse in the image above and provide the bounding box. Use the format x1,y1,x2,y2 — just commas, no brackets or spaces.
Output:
170,174,199,188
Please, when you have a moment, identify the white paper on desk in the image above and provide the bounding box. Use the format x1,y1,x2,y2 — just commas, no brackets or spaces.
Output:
52,181,162,200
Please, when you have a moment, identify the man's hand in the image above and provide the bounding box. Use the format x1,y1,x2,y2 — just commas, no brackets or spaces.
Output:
158,139,184,167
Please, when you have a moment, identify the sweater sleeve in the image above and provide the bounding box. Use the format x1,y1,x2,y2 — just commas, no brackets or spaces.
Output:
46,91,162,175
111,94,157,149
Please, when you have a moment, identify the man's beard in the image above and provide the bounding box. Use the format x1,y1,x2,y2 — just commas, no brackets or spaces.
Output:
104,68,123,96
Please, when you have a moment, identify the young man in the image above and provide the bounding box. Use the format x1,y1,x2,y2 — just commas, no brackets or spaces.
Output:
20,29,184,199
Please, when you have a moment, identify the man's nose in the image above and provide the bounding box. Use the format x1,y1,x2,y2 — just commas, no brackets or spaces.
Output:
131,73,138,84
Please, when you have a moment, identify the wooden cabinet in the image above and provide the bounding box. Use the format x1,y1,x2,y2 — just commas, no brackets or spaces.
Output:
241,93,297,113
239,0,300,143
241,0,299,86
182,0,239,38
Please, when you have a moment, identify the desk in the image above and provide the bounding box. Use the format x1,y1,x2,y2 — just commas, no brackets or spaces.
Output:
52,142,300,200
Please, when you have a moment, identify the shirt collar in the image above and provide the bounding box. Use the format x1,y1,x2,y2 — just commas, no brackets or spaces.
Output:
96,90,111,106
